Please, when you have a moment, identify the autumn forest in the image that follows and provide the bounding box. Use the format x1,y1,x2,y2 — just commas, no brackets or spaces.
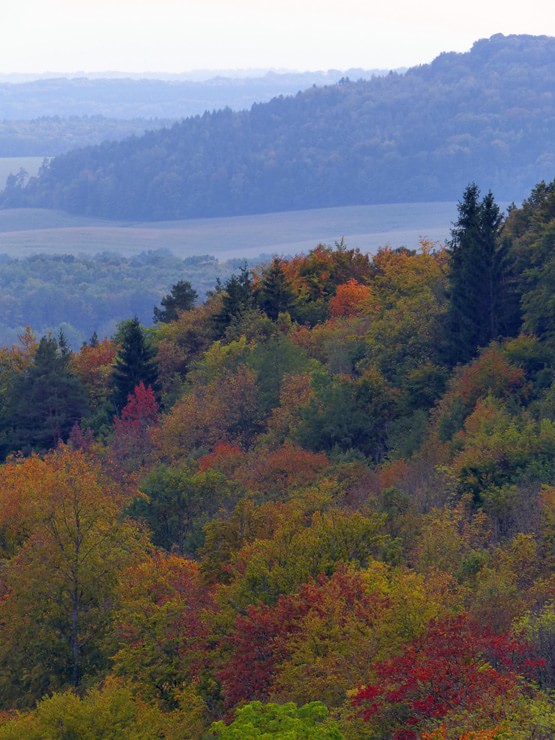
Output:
0,178,553,738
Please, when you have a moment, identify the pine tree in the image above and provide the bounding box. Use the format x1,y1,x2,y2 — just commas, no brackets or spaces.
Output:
153,280,198,323
112,318,159,413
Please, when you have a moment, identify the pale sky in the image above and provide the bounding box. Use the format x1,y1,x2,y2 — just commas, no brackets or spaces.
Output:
2,1,551,74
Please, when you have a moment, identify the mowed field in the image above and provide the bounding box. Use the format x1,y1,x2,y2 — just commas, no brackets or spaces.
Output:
0,202,459,260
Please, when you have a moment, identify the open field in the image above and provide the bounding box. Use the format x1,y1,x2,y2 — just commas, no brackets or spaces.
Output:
0,202,461,260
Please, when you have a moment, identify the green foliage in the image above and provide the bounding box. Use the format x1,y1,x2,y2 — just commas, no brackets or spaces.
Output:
256,258,298,321
132,464,240,555
213,266,255,337
153,280,197,323
0,250,238,349
0,335,87,457
447,184,520,365
295,370,395,460
112,318,159,413
210,700,343,738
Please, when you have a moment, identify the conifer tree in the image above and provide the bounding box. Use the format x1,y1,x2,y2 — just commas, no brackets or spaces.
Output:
112,318,159,413
213,265,255,336
447,184,520,365
153,280,198,323
256,258,297,320
0,335,88,457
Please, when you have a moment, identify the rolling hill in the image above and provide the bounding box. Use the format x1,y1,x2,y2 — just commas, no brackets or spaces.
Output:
2,33,554,220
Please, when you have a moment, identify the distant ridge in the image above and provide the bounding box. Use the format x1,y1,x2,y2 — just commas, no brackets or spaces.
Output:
2,34,554,220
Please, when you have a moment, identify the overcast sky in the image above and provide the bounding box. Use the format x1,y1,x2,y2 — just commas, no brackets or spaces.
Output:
2,1,551,74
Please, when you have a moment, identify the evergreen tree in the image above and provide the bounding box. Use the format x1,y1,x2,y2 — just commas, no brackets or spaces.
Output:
0,335,88,457
256,258,297,320
213,265,255,337
447,184,520,365
112,318,159,413
153,280,198,323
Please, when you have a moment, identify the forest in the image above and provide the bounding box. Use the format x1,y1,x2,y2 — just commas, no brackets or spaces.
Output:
0,178,554,737
0,70,384,157
2,34,554,220
0,250,242,348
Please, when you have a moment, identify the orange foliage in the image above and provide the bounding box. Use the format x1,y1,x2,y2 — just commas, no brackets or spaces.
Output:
329,279,376,317
457,346,527,407
378,459,411,490
239,444,330,495
70,338,117,404
264,372,314,446
282,243,373,300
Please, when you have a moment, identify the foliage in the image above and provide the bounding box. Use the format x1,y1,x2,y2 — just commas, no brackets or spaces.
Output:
111,318,159,413
353,614,538,738
210,700,343,738
0,446,147,707
447,184,519,365
0,180,555,737
0,334,88,458
153,280,197,323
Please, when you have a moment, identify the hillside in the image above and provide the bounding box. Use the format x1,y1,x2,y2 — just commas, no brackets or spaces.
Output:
2,33,554,220
0,70,389,157
0,179,554,736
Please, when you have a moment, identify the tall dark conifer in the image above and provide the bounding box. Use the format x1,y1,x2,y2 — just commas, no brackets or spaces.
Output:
212,265,255,337
0,335,88,457
256,258,297,320
447,184,520,365
112,318,159,413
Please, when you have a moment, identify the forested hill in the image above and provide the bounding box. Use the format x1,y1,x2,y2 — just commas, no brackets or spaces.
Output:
2,33,555,220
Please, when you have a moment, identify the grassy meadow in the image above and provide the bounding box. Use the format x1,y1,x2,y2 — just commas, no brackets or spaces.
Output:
0,202,459,260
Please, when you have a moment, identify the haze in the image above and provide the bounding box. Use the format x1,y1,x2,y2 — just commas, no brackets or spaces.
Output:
3,0,551,74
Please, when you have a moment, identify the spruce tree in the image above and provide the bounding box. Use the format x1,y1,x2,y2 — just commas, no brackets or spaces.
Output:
447,184,519,365
213,265,255,337
256,258,297,320
112,318,159,413
0,335,88,457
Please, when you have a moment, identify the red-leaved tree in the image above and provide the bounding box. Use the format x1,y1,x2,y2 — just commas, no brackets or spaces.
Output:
352,614,542,739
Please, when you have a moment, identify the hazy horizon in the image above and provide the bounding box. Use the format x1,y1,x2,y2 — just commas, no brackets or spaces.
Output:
3,2,552,75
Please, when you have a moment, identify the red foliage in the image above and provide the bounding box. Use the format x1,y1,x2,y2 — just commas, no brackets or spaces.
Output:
116,381,159,427
110,382,159,476
218,567,386,707
197,442,245,475
352,614,540,738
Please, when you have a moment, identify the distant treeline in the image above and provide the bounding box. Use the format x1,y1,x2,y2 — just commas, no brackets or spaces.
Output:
0,69,389,120
2,34,554,219
0,117,172,157
0,69,389,157
0,250,242,347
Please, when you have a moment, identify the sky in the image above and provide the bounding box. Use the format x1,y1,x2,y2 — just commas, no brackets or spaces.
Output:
2,1,551,74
